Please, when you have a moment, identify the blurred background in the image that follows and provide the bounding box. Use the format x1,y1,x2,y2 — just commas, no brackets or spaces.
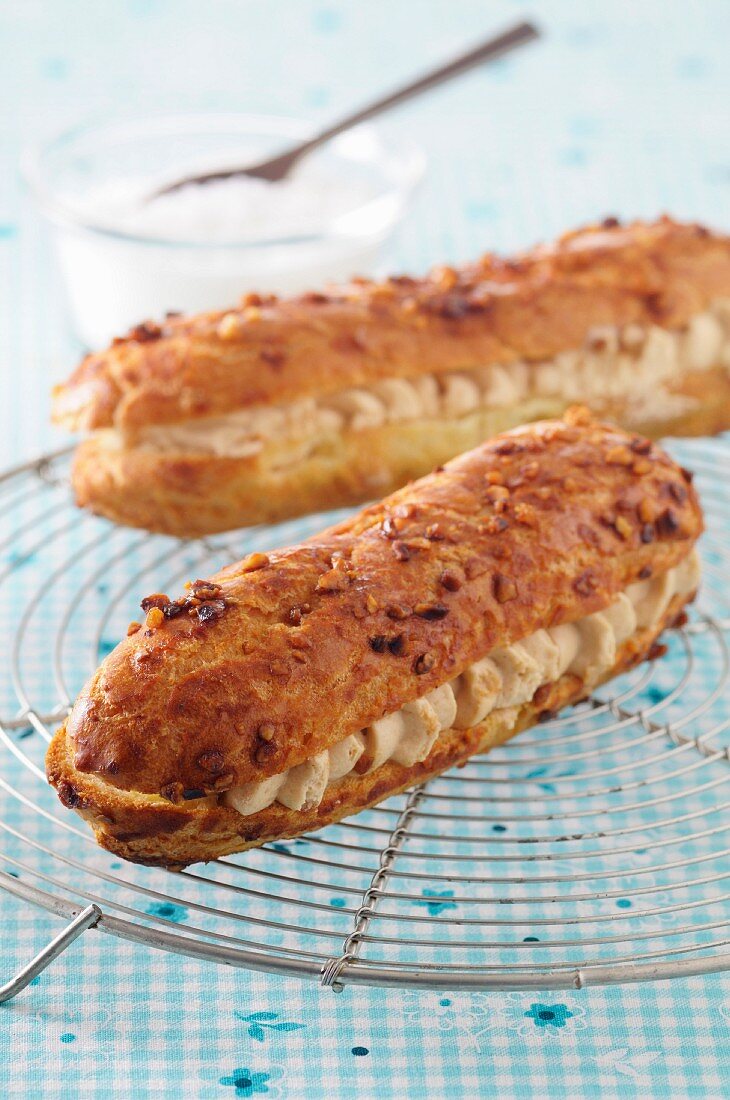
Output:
1,0,728,466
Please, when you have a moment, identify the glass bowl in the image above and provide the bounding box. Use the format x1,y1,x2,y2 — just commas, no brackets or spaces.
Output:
23,113,425,349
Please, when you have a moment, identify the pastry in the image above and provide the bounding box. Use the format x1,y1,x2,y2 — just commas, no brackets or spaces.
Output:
46,408,703,868
53,216,730,536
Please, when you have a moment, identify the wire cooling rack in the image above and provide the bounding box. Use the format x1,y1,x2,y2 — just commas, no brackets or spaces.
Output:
0,439,729,1001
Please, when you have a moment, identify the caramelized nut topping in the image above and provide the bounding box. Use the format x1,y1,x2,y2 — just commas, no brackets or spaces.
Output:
606,445,633,466
573,570,597,597
481,516,509,535
241,552,270,573
656,508,680,537
145,607,165,629
513,503,537,527
638,565,653,579
414,603,449,620
386,604,411,620
630,437,652,455
638,498,655,523
392,541,411,562
667,482,688,505
288,603,311,625
128,320,162,343
493,573,517,604
413,652,435,675
258,723,276,742
388,634,406,656
365,593,379,614
126,621,141,636
140,593,170,612
440,569,462,592
369,635,388,653
316,570,349,592
197,750,225,774
614,515,632,540
640,523,655,544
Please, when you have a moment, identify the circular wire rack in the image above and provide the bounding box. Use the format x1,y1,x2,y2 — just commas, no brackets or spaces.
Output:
1,438,729,996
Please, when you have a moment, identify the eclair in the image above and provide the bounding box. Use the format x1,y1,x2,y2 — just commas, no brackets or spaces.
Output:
46,409,703,868
53,216,730,537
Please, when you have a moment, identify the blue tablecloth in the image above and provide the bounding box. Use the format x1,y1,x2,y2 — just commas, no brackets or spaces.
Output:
1,1,729,1096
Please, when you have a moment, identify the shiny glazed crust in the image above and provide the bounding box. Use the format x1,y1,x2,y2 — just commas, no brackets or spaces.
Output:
46,411,703,865
54,217,730,433
57,216,730,536
46,596,689,868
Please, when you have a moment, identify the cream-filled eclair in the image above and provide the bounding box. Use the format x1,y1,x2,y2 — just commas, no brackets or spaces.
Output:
53,216,729,537
47,409,703,868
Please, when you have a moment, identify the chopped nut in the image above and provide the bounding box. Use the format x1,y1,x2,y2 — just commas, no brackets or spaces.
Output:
485,485,509,502
414,603,449,621
380,517,400,539
486,470,504,485
386,604,411,620
258,723,276,742
141,593,170,612
481,515,509,535
388,635,406,656
606,445,633,466
241,552,269,573
647,641,668,662
316,570,349,592
217,313,241,339
288,604,311,625
425,523,445,541
392,541,411,562
413,652,435,675
614,515,632,540
680,466,694,483
573,571,597,597
640,523,655,544
369,635,388,653
630,437,652,455
126,621,141,636
145,607,165,629
632,459,652,476
365,593,379,614
638,565,653,579
440,569,462,592
403,536,431,552
656,508,680,537
197,750,225,774
667,482,688,505
638,498,655,523
513,503,537,527
492,574,517,603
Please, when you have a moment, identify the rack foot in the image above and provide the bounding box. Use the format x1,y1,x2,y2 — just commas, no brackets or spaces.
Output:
0,904,101,1004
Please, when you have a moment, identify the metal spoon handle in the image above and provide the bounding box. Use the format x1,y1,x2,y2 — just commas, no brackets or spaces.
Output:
295,20,540,160
154,20,540,193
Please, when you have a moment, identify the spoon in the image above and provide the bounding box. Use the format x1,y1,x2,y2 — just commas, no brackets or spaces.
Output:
154,20,540,197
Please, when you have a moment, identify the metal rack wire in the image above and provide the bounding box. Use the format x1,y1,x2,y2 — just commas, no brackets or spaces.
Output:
1,439,729,999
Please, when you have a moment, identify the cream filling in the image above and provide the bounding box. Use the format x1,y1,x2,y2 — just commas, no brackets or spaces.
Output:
124,299,730,458
223,550,700,818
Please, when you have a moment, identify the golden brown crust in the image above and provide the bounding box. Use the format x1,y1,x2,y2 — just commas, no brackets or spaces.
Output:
53,217,730,433
69,369,730,538
45,592,690,868
48,411,702,825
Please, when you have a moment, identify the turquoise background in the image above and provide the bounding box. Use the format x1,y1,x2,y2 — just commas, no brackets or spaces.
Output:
1,1,729,1097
